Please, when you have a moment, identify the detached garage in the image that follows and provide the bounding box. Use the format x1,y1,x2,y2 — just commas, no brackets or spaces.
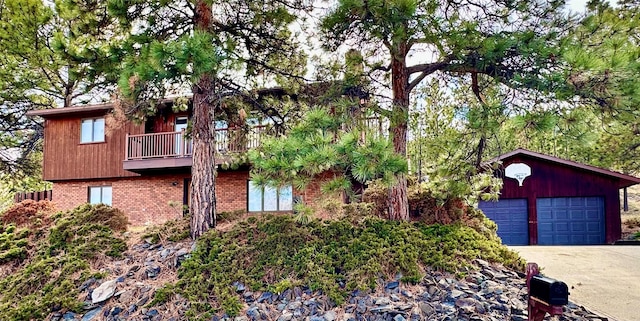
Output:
479,149,640,245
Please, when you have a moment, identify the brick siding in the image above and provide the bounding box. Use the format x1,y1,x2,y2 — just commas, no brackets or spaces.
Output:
214,170,250,213
297,172,331,206
52,169,326,226
53,174,189,226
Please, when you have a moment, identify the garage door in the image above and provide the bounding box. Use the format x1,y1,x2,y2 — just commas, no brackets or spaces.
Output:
479,199,529,245
537,197,605,245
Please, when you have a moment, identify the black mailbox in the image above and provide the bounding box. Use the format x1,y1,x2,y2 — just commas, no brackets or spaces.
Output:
529,274,569,306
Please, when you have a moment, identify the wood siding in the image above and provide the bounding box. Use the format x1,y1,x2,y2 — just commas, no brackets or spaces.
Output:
43,115,144,181
497,155,622,244
149,112,188,133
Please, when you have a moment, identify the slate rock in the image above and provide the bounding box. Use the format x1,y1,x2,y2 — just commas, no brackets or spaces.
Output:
293,287,303,298
385,281,399,290
146,309,159,317
287,301,302,310
455,298,479,314
418,302,434,316
145,265,161,278
79,278,97,292
111,307,123,316
246,307,260,320
160,248,171,258
137,296,149,306
449,289,465,300
393,315,406,321
276,312,293,321
374,297,391,306
370,305,392,314
244,291,255,303
491,303,509,311
234,282,246,293
324,310,336,321
81,308,102,321
257,292,273,304
51,312,63,321
92,280,118,304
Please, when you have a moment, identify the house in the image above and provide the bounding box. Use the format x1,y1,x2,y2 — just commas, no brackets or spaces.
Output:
26,96,341,225
479,148,640,245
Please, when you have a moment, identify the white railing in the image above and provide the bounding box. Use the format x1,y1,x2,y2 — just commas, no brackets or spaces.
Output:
125,127,266,161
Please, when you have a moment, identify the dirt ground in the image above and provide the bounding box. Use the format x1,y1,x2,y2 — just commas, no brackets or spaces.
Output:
511,246,640,321
620,185,640,239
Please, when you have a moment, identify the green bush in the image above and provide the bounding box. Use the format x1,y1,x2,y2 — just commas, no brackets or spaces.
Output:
217,210,246,223
166,215,523,319
0,204,128,320
0,224,30,263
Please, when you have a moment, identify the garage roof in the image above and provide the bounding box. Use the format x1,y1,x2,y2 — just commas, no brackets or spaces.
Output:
488,148,640,189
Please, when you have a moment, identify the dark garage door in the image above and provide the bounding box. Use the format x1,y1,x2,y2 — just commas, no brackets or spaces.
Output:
537,197,605,245
479,199,529,245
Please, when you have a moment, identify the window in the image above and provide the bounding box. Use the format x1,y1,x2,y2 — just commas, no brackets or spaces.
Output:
81,118,105,143
248,181,292,212
88,186,112,206
175,116,189,154
215,120,229,152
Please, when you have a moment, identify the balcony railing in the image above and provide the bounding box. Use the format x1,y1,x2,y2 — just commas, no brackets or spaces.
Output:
125,126,266,161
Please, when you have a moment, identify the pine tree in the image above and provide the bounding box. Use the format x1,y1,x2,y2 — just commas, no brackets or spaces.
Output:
108,0,309,238
321,0,577,221
249,105,407,211
0,0,122,175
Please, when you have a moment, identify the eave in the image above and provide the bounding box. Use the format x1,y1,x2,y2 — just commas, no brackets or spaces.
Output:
487,148,640,189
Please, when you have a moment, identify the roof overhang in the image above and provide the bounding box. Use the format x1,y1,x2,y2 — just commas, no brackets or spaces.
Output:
26,103,114,118
486,148,640,189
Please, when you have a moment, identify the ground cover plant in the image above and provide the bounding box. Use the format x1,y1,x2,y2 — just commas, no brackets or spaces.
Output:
0,202,128,320
142,215,191,244
158,214,524,319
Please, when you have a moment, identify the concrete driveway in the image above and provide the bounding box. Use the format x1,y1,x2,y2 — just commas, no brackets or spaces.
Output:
509,246,640,321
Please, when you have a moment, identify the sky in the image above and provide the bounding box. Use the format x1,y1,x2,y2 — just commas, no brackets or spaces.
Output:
568,0,590,13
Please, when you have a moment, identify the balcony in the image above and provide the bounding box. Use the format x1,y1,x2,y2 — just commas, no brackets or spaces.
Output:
123,127,266,173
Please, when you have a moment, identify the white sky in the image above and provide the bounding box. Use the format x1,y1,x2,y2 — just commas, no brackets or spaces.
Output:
568,0,589,13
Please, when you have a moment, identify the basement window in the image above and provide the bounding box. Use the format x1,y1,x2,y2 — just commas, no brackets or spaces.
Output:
88,186,112,206
247,181,292,212
81,118,105,143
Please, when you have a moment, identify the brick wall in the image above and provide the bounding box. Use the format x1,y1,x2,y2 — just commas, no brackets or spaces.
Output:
215,170,250,212
52,169,326,226
298,171,340,206
53,174,189,226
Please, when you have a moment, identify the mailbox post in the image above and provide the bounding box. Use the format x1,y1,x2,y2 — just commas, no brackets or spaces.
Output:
526,263,569,321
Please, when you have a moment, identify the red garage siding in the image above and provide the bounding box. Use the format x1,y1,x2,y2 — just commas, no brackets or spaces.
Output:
490,149,640,244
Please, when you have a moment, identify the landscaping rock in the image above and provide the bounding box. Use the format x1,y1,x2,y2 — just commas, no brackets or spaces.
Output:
81,308,102,321
323,310,336,321
91,280,118,304
46,233,610,321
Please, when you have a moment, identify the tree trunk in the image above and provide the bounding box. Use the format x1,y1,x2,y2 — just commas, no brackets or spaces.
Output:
388,44,410,221
190,0,216,239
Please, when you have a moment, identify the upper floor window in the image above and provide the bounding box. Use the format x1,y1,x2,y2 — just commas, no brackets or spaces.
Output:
88,186,112,206
247,181,293,212
81,118,105,143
